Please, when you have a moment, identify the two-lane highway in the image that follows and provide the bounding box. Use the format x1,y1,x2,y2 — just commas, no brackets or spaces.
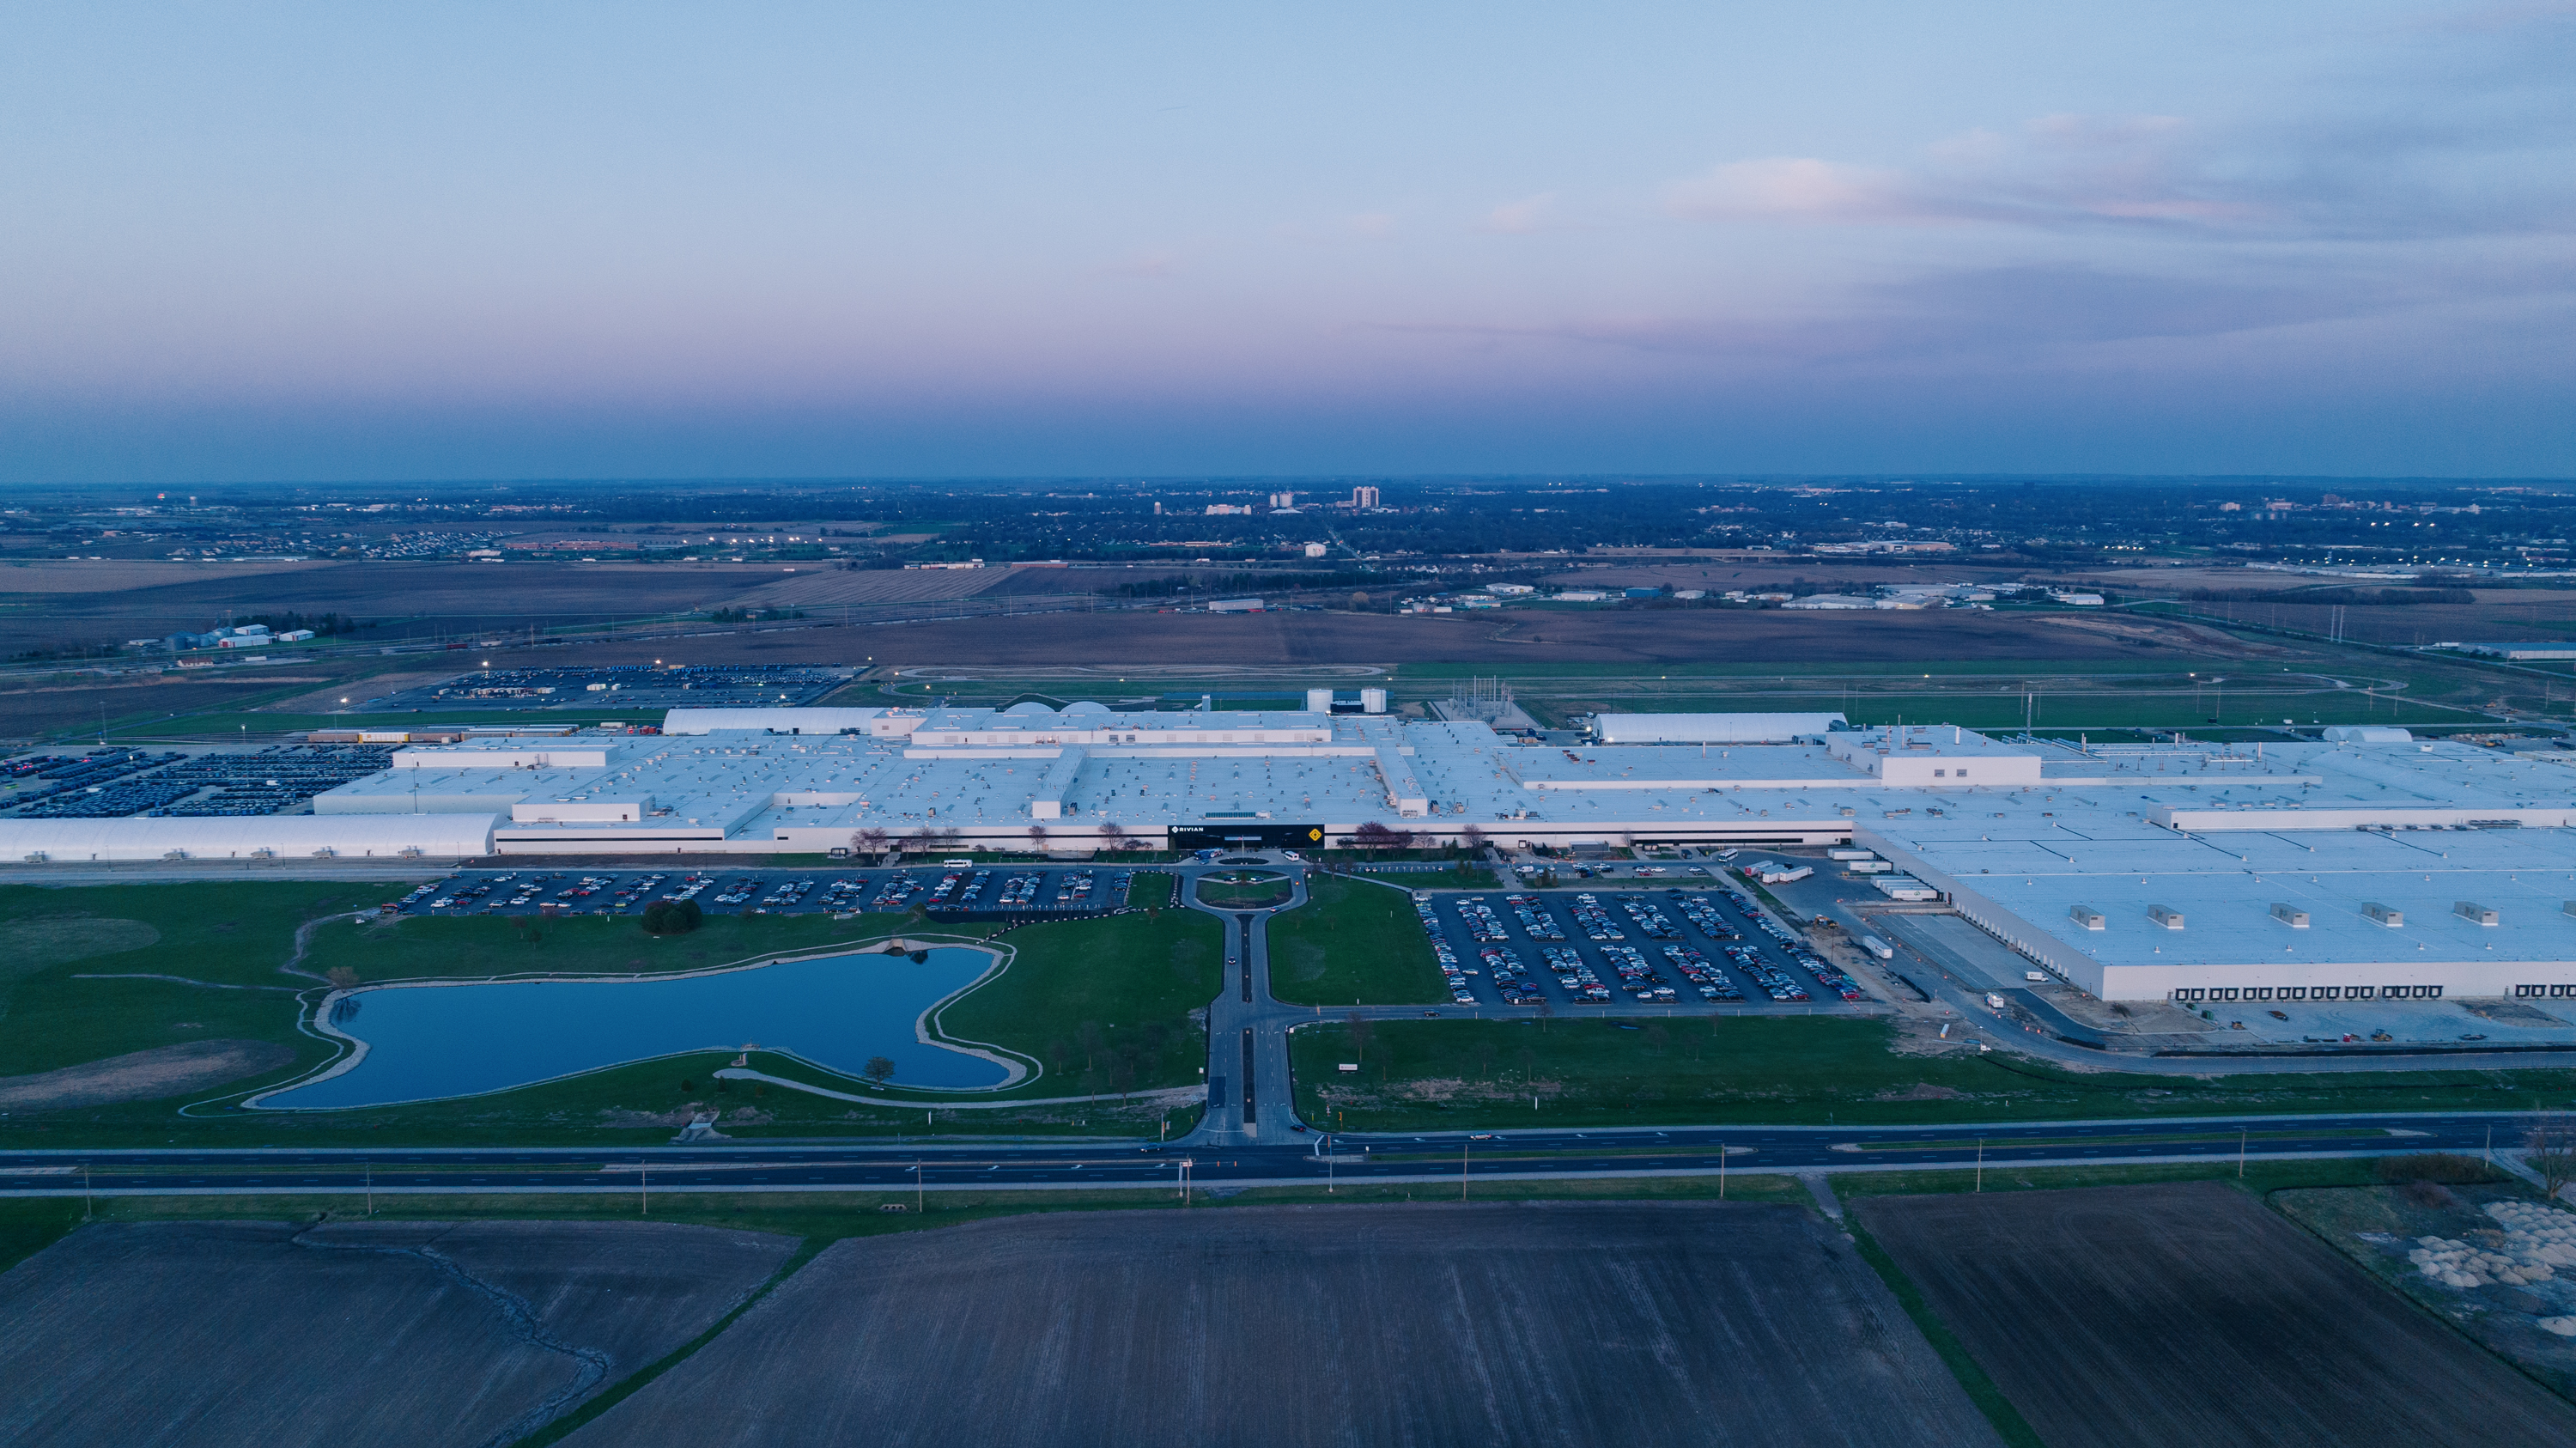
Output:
1,1110,2540,1199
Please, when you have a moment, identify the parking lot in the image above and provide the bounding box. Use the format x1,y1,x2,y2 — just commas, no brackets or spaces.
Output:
1410,882,1875,1013
381,865,1144,920
1,743,399,819
367,664,850,714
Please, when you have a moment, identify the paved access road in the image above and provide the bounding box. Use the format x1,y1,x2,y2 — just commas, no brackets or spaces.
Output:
0,1110,2541,1199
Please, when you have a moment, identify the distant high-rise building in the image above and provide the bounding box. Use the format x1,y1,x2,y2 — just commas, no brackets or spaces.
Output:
1268,490,1297,508
1351,485,1382,508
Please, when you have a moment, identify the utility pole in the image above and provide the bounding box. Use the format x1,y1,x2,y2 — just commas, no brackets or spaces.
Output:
1461,1140,1471,1200
364,1160,373,1215
915,1160,924,1214
1975,1139,1984,1193
2239,1128,2247,1179
640,1163,648,1215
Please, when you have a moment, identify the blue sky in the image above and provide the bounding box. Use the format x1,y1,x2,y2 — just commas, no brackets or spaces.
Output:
2,2,2571,481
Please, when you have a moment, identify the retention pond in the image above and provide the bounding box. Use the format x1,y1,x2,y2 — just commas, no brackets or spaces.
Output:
257,946,1013,1109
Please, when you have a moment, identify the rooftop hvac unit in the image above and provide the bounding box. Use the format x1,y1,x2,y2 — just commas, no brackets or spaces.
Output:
2069,904,2105,930
2148,904,2185,930
2364,902,2403,926
2455,900,2500,926
2269,903,2311,928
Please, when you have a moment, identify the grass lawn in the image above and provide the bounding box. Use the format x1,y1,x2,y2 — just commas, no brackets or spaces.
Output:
1288,1016,2576,1129
1827,1157,2388,1201
1264,874,1446,1006
0,881,1221,1148
0,881,374,1078
1194,875,1291,909
939,904,1223,1096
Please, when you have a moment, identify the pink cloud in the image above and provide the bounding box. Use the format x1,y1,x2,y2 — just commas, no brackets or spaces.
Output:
1666,115,2269,231
1481,192,1561,233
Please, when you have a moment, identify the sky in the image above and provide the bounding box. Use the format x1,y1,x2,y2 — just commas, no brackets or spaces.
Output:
2,2,2572,482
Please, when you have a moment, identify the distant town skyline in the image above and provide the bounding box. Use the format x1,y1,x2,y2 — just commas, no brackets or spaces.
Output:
2,2,2570,482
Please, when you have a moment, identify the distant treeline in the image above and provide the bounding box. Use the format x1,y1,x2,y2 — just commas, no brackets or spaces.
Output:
230,611,371,635
2180,587,2475,606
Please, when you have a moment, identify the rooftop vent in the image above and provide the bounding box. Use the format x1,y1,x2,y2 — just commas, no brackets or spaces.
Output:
2269,903,2311,928
2455,900,2500,926
2069,904,2105,930
2148,903,2185,930
2363,902,2403,927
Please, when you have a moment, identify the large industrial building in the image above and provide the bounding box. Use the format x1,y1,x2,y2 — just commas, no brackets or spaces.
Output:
9,702,2576,1003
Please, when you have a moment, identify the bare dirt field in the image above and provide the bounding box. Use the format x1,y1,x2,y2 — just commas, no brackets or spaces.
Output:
0,561,794,656
731,567,1011,608
0,1218,795,1448
1856,1182,2576,1448
0,1039,296,1109
838,605,2186,666
0,559,338,593
564,1201,2002,1448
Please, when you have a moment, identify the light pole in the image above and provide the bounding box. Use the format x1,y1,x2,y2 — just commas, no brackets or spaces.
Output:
1461,1139,1471,1200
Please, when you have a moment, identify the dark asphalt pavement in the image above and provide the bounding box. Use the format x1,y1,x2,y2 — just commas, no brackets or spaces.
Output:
0,1110,2533,1197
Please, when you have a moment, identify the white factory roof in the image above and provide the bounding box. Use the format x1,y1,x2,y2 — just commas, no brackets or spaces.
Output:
269,703,2576,995
0,814,495,862
1591,712,1846,743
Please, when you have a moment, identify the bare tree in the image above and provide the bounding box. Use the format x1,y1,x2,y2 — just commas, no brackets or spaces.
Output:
1388,826,1417,855
1460,823,1487,855
1345,1009,1374,1062
1352,820,1394,859
855,826,889,861
1097,820,1128,855
1027,823,1050,855
862,1056,896,1088
2531,1115,2576,1202
325,965,359,991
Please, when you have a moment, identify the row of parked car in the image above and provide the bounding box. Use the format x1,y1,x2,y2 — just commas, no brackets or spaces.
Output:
1505,894,1564,941
1567,895,1627,941
1618,896,1683,940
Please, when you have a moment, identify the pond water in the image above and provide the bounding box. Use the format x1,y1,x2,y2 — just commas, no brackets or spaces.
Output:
258,946,1012,1110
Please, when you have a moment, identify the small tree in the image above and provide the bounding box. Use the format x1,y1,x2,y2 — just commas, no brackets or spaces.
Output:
1027,824,1050,855
1460,824,1487,855
325,965,359,991
642,898,702,935
1097,820,1128,855
862,1056,896,1088
1345,1009,1373,1062
856,827,889,861
2531,1115,2576,1202
1352,821,1394,860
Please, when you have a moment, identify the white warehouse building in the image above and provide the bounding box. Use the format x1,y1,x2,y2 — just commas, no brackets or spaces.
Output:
14,698,2576,1004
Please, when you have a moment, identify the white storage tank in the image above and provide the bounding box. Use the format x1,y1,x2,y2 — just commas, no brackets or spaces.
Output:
1360,688,1388,714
